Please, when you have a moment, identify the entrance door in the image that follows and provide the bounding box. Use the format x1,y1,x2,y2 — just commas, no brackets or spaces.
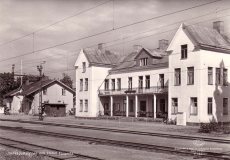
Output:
140,101,146,117
160,99,165,112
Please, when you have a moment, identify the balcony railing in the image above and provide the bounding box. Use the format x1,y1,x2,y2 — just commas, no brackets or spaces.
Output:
99,86,168,95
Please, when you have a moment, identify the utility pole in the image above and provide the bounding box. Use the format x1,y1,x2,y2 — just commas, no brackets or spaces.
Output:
37,64,44,121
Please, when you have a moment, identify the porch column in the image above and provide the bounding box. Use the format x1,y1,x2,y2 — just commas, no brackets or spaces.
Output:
126,95,129,117
153,94,156,118
135,95,138,117
110,96,113,117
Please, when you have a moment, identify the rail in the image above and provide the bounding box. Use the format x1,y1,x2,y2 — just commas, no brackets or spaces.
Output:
99,86,168,95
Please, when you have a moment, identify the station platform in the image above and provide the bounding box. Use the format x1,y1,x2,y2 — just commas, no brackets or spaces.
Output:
0,114,229,140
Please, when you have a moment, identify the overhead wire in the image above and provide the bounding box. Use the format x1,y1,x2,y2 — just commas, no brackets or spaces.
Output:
0,0,221,63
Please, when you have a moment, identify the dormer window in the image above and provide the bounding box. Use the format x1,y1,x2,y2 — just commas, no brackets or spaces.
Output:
82,62,86,73
140,58,147,66
181,44,187,59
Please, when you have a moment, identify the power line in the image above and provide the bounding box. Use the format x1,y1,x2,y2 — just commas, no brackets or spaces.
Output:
0,0,221,63
1,7,230,71
0,0,112,47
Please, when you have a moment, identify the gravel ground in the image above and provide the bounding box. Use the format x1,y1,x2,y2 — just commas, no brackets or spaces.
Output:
0,129,202,160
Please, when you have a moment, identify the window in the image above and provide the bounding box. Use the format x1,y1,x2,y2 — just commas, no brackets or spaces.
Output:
113,103,116,111
145,75,150,89
85,100,88,112
80,100,83,112
181,44,187,59
43,88,47,95
190,97,197,115
223,69,228,86
117,103,120,111
159,74,164,88
187,67,194,85
175,68,181,86
123,99,126,112
62,88,66,96
140,58,148,66
172,98,178,114
82,62,86,73
223,98,228,115
208,67,213,85
104,103,109,111
105,79,109,90
128,77,132,90
139,76,143,89
208,98,212,115
80,79,83,91
111,79,115,90
216,68,220,85
85,78,88,91
117,78,121,91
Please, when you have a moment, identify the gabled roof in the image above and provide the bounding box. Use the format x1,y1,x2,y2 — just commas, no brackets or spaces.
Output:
183,23,230,49
5,79,75,97
83,48,123,66
111,47,169,71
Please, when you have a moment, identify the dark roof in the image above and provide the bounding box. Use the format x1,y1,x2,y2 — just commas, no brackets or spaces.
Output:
183,23,230,49
5,79,75,97
111,47,168,71
83,48,123,66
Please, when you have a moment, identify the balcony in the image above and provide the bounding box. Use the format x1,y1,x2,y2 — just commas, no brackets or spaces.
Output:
99,86,168,96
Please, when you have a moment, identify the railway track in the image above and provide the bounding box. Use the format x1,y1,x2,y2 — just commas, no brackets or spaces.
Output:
0,136,102,160
0,118,229,144
0,125,230,160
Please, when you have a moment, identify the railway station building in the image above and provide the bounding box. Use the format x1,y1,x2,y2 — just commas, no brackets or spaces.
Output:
75,21,230,124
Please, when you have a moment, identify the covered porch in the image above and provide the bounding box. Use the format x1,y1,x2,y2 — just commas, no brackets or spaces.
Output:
99,93,168,118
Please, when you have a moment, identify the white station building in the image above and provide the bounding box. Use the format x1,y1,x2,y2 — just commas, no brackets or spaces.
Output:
75,21,230,125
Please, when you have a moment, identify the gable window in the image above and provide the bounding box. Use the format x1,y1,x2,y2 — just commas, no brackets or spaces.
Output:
172,98,178,114
159,74,164,88
80,79,83,91
128,77,132,90
187,67,194,85
62,88,66,96
117,78,121,91
223,68,228,86
175,68,181,86
85,78,88,91
82,62,86,73
80,100,83,112
85,100,88,112
181,44,187,59
140,58,147,66
208,98,212,115
43,88,47,95
216,68,220,85
190,97,197,115
208,67,213,85
223,98,228,115
145,75,150,89
105,79,109,90
111,79,115,90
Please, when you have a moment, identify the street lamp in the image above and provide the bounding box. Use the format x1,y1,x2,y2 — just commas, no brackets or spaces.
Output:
37,62,45,121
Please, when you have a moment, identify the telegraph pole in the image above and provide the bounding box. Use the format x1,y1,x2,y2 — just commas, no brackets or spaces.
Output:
37,64,43,121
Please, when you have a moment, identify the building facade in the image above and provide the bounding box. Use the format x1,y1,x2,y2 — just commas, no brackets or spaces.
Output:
75,21,230,124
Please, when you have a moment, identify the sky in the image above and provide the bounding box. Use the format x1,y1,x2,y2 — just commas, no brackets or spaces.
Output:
0,0,230,88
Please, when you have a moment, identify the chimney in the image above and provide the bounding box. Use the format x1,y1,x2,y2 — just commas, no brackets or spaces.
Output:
133,45,142,53
159,39,168,50
98,43,106,53
213,21,224,35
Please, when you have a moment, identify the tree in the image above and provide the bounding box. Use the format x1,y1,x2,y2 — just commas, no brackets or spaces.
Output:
60,73,73,88
0,73,17,96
